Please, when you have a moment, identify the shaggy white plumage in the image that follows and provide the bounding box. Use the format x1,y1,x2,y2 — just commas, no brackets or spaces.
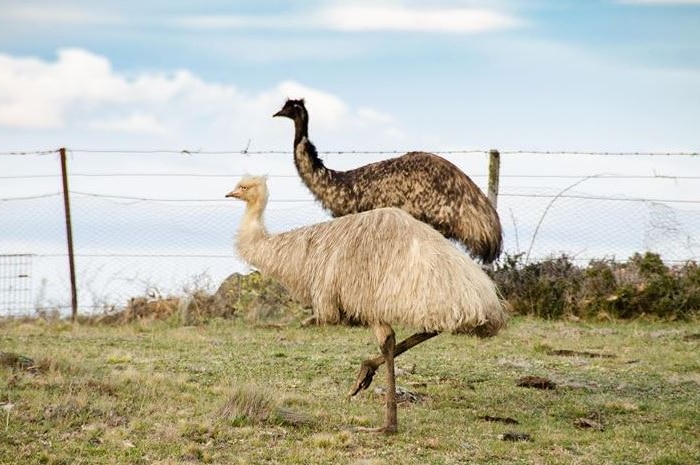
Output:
229,175,506,336
227,175,508,433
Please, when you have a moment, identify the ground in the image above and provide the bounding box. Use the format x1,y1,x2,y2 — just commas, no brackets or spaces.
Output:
1,316,698,465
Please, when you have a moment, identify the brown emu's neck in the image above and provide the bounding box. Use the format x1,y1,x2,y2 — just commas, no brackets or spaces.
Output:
291,117,355,217
291,111,325,173
292,113,309,148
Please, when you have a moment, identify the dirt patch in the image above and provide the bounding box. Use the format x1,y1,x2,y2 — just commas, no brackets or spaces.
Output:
479,415,519,425
516,376,556,390
0,351,50,372
546,349,616,358
499,432,532,442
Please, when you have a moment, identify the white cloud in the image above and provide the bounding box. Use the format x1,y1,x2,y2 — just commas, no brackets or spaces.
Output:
88,113,168,135
0,49,239,131
1,4,120,24
0,48,404,147
319,5,520,33
0,49,130,128
172,4,520,34
276,81,349,127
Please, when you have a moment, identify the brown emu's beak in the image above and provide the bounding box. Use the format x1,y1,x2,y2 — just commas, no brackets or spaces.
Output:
272,109,284,117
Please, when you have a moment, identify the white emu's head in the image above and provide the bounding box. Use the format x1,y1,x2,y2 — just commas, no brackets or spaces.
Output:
226,175,269,207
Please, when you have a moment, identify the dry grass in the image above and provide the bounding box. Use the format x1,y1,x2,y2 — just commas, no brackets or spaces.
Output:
0,316,698,464
80,271,307,326
217,384,311,427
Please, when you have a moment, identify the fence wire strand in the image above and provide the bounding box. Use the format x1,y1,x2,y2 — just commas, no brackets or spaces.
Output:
2,148,698,157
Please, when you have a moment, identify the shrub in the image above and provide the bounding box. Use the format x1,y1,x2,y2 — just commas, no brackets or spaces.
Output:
491,252,699,320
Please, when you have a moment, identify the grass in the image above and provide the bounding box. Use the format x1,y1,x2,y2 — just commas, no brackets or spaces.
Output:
1,316,698,465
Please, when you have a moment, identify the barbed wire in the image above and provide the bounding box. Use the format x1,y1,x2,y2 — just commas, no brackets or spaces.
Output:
499,150,699,157
60,148,700,157
0,149,60,156
0,192,62,202
0,173,301,180
1,148,698,157
3,173,700,181
66,148,492,156
501,193,700,204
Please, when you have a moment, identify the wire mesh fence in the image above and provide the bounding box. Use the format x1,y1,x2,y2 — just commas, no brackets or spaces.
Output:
0,254,32,314
1,148,699,317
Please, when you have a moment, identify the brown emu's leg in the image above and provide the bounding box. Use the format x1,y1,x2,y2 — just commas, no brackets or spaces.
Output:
349,331,438,397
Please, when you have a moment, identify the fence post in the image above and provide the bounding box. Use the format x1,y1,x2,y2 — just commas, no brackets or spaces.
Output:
487,149,501,208
59,148,78,321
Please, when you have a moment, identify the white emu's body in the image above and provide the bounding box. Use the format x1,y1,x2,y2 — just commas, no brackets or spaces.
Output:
228,175,507,432
235,181,505,336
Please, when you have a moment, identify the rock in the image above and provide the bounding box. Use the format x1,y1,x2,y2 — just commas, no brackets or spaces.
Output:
212,271,298,320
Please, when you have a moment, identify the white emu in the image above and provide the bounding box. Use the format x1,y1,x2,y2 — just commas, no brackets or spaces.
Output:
226,175,508,433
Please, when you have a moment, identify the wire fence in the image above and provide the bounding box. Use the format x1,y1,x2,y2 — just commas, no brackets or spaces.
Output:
1,148,699,317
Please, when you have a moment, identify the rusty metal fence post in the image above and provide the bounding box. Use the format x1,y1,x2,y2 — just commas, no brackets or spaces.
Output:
59,148,78,320
488,149,501,209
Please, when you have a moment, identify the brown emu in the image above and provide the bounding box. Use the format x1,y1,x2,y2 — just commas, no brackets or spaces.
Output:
273,98,503,264
227,175,507,433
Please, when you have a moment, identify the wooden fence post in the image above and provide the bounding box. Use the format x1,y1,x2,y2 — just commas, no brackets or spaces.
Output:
487,149,501,209
59,148,78,321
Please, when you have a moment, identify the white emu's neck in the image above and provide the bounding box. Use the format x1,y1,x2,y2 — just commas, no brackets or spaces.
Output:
237,195,268,257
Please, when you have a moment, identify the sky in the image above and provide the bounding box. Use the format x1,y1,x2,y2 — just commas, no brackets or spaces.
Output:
0,0,699,152
1,0,700,312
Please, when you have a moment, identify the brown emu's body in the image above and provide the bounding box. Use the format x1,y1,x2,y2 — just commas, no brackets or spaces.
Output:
274,99,503,264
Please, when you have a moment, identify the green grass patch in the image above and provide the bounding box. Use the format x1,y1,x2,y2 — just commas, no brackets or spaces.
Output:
1,316,698,464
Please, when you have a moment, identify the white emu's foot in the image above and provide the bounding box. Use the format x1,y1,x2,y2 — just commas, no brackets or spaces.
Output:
349,360,379,397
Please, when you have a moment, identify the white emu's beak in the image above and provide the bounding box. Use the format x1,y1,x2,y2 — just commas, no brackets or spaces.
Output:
225,188,241,199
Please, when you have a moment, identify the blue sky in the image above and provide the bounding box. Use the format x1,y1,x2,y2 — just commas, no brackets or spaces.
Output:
1,0,699,152
1,0,699,311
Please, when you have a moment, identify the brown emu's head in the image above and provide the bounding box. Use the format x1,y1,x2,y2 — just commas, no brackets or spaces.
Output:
273,98,306,120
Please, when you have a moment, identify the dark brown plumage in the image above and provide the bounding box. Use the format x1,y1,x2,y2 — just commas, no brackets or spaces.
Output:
273,98,503,263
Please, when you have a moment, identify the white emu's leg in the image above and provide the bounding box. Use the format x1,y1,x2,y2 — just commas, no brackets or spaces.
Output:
375,323,397,434
349,331,439,397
